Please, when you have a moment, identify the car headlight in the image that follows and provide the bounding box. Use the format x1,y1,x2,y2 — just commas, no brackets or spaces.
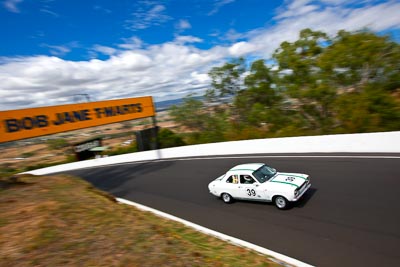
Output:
294,188,299,196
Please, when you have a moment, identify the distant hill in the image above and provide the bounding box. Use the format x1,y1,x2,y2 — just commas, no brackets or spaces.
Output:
155,96,203,111
154,99,183,111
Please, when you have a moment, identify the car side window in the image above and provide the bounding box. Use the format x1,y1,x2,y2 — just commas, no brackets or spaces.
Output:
226,175,239,184
240,175,256,184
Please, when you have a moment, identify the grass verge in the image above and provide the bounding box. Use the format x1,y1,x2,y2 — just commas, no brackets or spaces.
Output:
0,174,283,267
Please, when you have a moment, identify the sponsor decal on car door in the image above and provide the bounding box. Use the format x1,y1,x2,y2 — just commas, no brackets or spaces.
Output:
238,175,261,200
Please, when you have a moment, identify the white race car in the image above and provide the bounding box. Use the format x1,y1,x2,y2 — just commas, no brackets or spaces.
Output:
208,163,311,209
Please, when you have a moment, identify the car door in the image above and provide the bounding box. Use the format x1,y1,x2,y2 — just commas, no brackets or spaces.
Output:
237,175,262,200
223,175,242,198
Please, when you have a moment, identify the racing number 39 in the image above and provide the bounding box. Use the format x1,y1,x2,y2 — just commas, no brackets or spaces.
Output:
246,189,256,196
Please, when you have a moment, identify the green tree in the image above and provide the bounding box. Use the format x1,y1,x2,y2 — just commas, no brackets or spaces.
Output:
273,28,329,88
334,86,400,133
170,28,399,142
233,59,287,130
198,109,230,143
244,60,275,103
273,29,336,132
169,96,208,131
207,57,246,101
169,95,230,144
319,30,400,92
318,30,400,132
273,29,336,131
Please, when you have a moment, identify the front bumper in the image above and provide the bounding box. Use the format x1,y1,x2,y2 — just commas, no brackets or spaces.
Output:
292,182,311,202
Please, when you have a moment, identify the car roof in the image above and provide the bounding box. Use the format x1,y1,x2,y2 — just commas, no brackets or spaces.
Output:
229,163,264,172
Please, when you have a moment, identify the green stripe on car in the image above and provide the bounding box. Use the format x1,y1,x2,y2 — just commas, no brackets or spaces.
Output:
269,180,299,188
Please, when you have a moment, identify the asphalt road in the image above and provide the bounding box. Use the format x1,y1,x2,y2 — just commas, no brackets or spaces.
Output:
64,154,400,267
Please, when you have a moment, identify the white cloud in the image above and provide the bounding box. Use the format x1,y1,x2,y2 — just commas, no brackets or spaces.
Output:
40,42,79,57
228,41,257,57
216,29,246,43
319,0,355,5
126,2,172,31
174,35,203,45
247,0,400,58
275,3,319,19
118,37,144,50
208,0,236,16
40,8,59,17
175,19,191,32
92,45,117,56
341,2,400,32
3,0,23,13
40,44,71,57
0,41,225,110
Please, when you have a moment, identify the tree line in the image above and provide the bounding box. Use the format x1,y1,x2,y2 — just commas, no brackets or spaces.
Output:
170,28,400,144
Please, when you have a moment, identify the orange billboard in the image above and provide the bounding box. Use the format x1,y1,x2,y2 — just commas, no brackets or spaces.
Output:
0,96,155,143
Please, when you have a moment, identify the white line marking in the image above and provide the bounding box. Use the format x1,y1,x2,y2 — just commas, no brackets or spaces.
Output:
158,155,400,161
116,197,314,267
116,154,400,167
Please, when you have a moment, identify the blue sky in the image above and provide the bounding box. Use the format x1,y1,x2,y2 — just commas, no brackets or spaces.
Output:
1,0,400,110
1,0,282,60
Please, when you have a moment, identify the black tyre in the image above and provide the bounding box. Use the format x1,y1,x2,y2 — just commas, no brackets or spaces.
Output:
221,193,233,203
274,196,289,209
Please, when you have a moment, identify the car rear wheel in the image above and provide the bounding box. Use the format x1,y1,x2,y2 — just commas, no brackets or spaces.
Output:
274,196,289,209
221,193,233,203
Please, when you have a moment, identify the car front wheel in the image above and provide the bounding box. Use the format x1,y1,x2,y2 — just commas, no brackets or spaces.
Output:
221,193,233,203
274,196,289,209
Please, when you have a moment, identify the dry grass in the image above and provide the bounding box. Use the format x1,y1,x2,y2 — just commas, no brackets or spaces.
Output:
0,174,282,267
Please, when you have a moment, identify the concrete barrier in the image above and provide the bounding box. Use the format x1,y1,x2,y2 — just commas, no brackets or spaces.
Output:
25,131,400,175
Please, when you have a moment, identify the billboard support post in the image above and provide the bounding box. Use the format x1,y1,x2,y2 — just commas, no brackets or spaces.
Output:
152,116,161,160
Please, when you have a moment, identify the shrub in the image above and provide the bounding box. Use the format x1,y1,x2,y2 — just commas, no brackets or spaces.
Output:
158,128,186,148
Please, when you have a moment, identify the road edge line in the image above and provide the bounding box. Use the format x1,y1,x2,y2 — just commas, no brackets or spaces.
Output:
116,197,314,267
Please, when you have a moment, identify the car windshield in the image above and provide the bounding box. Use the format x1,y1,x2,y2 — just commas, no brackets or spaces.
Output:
252,165,277,183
